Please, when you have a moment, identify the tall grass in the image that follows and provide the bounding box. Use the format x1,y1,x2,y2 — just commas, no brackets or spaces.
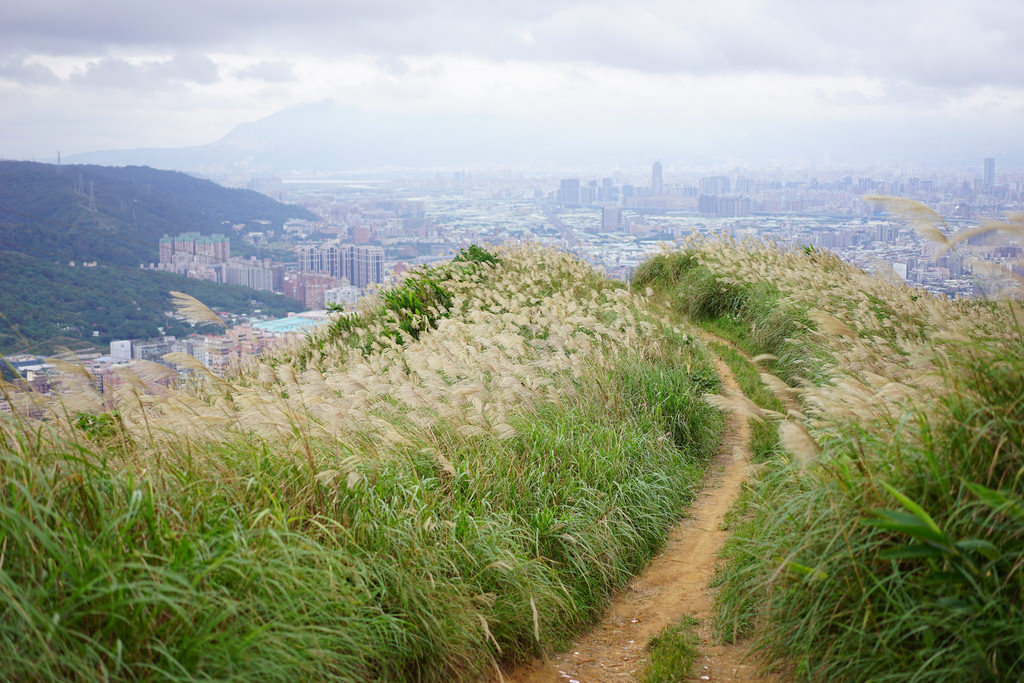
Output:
704,340,785,462
637,237,1024,680
0,244,723,680
632,250,820,384
698,341,786,644
282,244,486,372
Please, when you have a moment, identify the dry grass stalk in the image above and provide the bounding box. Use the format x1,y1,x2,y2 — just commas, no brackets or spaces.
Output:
779,420,819,466
169,291,226,328
1,246,668,478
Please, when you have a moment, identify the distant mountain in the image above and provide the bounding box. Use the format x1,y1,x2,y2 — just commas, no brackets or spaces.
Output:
0,161,315,267
0,161,310,353
65,101,681,174
66,102,526,173
63,101,1024,174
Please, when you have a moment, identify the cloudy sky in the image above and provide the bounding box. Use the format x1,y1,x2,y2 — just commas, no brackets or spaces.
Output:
1,0,1022,169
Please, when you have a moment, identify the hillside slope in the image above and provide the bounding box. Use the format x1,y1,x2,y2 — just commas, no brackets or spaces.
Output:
7,235,1019,680
0,250,297,354
0,245,723,681
635,239,1024,681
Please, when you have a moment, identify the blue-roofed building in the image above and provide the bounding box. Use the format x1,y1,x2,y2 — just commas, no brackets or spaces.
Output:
252,316,324,335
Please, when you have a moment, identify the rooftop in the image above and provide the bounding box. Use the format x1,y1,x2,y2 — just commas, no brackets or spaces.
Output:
252,316,325,335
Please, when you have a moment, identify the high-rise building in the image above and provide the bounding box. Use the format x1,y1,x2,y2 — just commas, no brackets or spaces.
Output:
159,236,174,264
579,184,595,205
556,178,581,205
700,176,731,195
284,272,342,309
323,244,342,278
295,244,384,289
984,157,995,190
222,258,279,292
651,162,663,196
352,225,372,244
298,245,321,273
698,195,750,218
601,207,622,232
158,233,230,272
349,245,384,288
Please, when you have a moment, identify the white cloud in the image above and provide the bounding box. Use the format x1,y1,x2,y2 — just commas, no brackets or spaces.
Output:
234,60,296,83
69,54,219,89
0,1,1021,164
0,55,60,85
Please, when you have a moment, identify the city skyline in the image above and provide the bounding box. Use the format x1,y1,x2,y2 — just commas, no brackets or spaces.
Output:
1,151,1020,366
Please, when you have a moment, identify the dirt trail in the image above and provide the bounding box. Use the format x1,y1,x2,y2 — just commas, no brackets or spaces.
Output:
700,334,801,416
505,336,778,682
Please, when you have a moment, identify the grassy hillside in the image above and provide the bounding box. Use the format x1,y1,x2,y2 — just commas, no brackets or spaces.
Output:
0,245,722,681
0,161,314,353
635,239,1024,680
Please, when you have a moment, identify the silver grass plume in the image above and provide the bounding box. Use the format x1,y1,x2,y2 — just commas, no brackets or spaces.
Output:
864,195,949,247
169,291,226,328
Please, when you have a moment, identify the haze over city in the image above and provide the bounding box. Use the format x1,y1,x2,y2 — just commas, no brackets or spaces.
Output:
2,0,1023,170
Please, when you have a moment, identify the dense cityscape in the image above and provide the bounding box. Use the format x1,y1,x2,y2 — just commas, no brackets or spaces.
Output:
190,156,1021,301
235,156,1020,299
4,157,1022,397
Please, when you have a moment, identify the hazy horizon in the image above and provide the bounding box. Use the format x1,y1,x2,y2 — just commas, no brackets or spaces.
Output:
2,1,1022,171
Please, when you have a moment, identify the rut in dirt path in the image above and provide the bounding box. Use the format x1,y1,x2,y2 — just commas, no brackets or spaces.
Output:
505,335,778,682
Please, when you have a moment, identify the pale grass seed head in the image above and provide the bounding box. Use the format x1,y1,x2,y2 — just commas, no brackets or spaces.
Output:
169,291,226,328
779,420,819,467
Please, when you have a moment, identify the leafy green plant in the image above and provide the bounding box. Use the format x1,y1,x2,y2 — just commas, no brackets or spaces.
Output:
380,272,454,342
453,244,500,265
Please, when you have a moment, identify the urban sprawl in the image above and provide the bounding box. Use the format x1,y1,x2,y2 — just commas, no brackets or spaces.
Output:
7,158,1021,396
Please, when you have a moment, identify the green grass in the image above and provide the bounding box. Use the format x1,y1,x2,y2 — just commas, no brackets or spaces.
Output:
706,341,785,462
718,357,1024,680
633,251,823,384
636,244,1024,681
285,244,497,372
0,355,722,681
0,246,725,681
702,342,789,644
643,615,701,683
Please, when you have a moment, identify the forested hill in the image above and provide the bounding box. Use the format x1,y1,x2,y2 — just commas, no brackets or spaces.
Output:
0,251,298,355
0,161,309,354
0,161,314,267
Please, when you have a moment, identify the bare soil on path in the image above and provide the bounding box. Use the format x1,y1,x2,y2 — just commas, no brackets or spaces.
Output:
504,338,779,682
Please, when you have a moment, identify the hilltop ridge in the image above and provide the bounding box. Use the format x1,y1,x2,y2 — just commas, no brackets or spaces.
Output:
635,238,1024,681
1,240,1022,681
0,244,723,680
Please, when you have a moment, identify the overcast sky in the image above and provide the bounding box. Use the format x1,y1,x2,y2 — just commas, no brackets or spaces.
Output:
1,0,1022,169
